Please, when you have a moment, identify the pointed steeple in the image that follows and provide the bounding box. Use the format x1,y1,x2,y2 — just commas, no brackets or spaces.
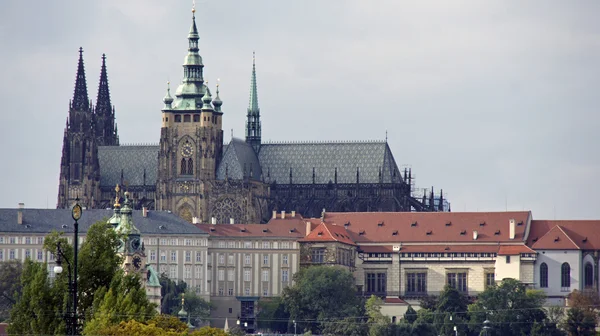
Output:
212,80,223,112
163,81,174,109
94,53,118,146
182,5,204,84
72,47,90,111
245,52,261,153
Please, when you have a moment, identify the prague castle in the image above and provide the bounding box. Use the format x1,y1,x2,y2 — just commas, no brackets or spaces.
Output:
56,7,448,224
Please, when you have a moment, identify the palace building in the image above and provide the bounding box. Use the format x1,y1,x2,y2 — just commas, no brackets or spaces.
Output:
56,7,448,224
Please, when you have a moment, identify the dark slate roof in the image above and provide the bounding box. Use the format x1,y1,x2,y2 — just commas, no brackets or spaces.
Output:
257,141,403,184
216,138,262,180
0,209,207,235
98,145,159,187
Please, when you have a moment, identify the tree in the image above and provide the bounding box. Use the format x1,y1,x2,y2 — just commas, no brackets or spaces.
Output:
365,295,391,336
82,270,157,335
561,289,599,336
159,275,211,327
189,326,229,336
0,260,22,321
256,297,290,333
404,305,418,324
434,285,468,335
282,265,364,334
7,259,65,335
468,278,547,336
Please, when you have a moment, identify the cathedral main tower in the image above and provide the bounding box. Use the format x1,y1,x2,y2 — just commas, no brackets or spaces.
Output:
156,8,224,222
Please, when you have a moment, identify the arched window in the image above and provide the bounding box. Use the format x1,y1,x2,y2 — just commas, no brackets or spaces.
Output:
585,262,594,288
187,159,193,175
561,262,571,288
180,158,187,175
540,263,548,288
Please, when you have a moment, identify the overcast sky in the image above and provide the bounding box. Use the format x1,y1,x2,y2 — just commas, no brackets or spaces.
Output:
0,0,598,220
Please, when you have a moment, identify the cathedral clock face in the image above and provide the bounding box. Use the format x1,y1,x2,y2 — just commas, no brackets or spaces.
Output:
132,255,142,270
130,237,140,251
181,143,193,158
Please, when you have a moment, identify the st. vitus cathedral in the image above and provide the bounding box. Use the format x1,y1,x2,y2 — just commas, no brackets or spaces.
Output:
57,8,449,224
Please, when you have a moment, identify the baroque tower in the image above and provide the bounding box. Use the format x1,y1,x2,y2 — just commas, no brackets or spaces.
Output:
156,7,224,222
245,53,261,153
57,48,100,209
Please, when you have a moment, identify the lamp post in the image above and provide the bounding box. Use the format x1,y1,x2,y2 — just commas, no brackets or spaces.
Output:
293,319,297,336
54,199,82,335
236,319,248,332
482,319,491,336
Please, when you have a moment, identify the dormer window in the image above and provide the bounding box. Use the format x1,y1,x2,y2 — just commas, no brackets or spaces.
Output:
392,230,398,236
479,222,486,227
377,221,384,227
446,222,452,226
411,222,418,227
460,230,466,235
495,230,501,235
359,230,366,235
426,230,433,235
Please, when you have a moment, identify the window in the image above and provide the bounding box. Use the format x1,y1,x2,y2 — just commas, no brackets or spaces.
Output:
160,252,166,262
9,250,15,260
505,256,511,263
585,262,594,288
185,239,192,246
184,114,191,122
171,251,177,262
25,249,31,259
282,254,289,265
485,272,495,288
244,254,251,265
263,241,270,249
244,270,251,282
282,270,289,282
160,238,167,246
175,115,181,122
218,270,225,281
25,237,31,244
228,255,234,265
281,241,290,249
195,266,201,279
262,270,269,282
561,263,571,289
0,250,3,260
228,270,234,281
196,251,202,263
228,288,233,296
219,254,225,265
0,237,4,244
218,287,224,296
406,273,427,294
366,272,387,295
244,241,252,249
228,241,235,248
37,250,43,261
263,255,269,265
188,159,193,175
244,287,250,295
150,250,156,261
169,266,177,279
540,263,548,288
263,287,269,296
170,239,178,246
180,158,187,175
311,249,325,263
447,272,467,293
185,266,191,279
9,237,15,244
193,114,200,122
219,241,226,248
185,251,191,262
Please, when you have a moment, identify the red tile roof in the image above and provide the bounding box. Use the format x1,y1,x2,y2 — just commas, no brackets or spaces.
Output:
398,244,501,253
531,225,581,250
498,245,536,255
196,218,306,239
527,220,600,250
320,211,531,243
384,298,407,304
301,223,356,245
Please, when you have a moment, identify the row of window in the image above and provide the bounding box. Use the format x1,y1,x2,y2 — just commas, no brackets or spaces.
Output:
214,269,290,283
539,262,575,289
149,250,205,263
215,240,293,249
364,271,496,295
0,237,45,245
172,114,219,124
0,249,46,261
400,252,498,258
211,253,290,266
147,238,208,247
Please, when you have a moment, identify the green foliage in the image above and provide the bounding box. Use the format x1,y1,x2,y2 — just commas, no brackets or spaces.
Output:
189,326,229,336
468,278,547,336
256,297,289,333
404,305,417,324
226,325,245,336
83,270,157,335
159,274,211,326
562,307,596,336
7,259,65,335
0,260,23,322
365,295,390,336
281,265,364,334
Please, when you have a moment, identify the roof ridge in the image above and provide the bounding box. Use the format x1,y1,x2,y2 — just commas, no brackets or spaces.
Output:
261,140,386,145
322,223,339,242
532,225,580,250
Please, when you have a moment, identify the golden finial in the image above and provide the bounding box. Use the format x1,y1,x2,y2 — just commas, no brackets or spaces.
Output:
192,0,196,14
216,78,220,88
114,184,121,208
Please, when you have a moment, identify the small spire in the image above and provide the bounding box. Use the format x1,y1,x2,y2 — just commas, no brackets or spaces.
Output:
163,81,174,108
114,184,121,208
201,83,213,110
212,78,223,112
248,51,259,113
72,47,90,111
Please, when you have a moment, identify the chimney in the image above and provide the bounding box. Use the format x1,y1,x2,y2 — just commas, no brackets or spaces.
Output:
142,207,148,218
305,221,312,236
17,203,24,225
509,219,516,240
272,210,277,220
291,210,296,218
192,217,199,224
211,217,217,225
281,210,285,219
473,230,478,240
230,218,234,224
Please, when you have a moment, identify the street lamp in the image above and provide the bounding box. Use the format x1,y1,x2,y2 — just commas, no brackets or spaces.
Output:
55,199,82,335
293,319,297,336
482,319,491,336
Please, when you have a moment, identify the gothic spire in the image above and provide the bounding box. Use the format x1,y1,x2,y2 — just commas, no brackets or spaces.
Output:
72,47,90,111
182,5,203,85
245,52,261,153
212,80,223,112
95,54,112,115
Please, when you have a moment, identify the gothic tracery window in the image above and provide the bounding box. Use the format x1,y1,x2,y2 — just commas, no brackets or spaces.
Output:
540,262,548,288
181,158,187,175
561,262,571,289
211,198,244,224
188,159,193,175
